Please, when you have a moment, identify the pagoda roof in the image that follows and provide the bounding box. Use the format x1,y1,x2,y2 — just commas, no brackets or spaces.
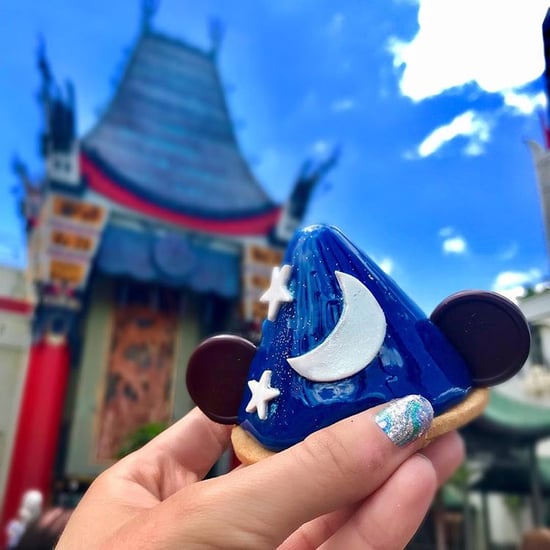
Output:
463,389,550,446
481,390,550,439
82,29,279,233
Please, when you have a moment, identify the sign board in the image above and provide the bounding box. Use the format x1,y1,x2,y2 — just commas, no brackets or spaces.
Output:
50,229,95,254
28,193,107,290
49,258,89,286
50,195,105,227
242,243,284,322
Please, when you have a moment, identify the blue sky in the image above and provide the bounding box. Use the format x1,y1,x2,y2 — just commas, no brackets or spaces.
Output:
1,0,550,312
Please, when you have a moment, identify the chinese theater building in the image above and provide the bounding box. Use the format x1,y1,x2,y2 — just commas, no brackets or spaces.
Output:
1,7,336,531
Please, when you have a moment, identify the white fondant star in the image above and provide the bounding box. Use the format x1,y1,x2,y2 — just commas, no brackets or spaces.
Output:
245,370,280,420
260,264,293,321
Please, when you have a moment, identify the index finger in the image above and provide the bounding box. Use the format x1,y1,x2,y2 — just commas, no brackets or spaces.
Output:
137,394,434,548
118,408,232,489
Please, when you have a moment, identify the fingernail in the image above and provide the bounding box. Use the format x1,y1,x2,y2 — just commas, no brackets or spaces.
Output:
375,395,434,447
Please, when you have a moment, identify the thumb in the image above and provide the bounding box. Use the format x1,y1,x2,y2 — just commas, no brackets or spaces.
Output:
132,394,434,549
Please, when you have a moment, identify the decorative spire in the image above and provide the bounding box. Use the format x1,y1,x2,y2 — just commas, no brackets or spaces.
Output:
209,17,225,59
141,0,160,32
11,156,45,231
34,37,79,185
37,34,58,107
290,146,340,219
37,35,52,90
274,147,340,244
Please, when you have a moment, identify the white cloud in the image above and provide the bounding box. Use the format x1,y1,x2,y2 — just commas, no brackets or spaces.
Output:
501,89,547,115
371,254,395,275
462,140,485,157
389,0,549,102
416,110,491,157
492,268,543,300
378,257,395,275
497,241,520,261
311,140,331,156
331,98,356,112
442,236,467,255
438,227,468,255
328,12,345,35
493,269,542,289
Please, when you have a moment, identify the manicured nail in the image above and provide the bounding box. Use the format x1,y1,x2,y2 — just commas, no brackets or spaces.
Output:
375,395,434,447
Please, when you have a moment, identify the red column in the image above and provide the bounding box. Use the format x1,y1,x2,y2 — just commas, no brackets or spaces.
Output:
1,334,70,543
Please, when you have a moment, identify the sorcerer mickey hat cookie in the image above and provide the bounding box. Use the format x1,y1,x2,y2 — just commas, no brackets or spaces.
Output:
186,224,530,464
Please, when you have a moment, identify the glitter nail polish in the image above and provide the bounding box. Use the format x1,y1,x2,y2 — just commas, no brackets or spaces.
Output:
375,395,434,447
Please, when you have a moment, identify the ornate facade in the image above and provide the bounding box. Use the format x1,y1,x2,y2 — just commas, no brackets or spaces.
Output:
0,7,335,534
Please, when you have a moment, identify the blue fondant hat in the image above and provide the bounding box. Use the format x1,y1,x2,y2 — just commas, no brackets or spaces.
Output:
187,224,530,452
238,225,473,451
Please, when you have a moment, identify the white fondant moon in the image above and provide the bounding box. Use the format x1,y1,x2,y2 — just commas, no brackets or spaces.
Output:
287,271,386,382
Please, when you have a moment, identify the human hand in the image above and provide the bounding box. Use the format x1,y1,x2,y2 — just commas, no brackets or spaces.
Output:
56,396,464,549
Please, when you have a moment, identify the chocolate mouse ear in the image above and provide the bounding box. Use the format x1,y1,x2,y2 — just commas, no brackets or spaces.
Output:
186,335,257,424
430,290,531,387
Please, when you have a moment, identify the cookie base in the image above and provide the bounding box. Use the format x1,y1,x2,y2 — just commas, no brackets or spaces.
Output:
231,388,489,465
